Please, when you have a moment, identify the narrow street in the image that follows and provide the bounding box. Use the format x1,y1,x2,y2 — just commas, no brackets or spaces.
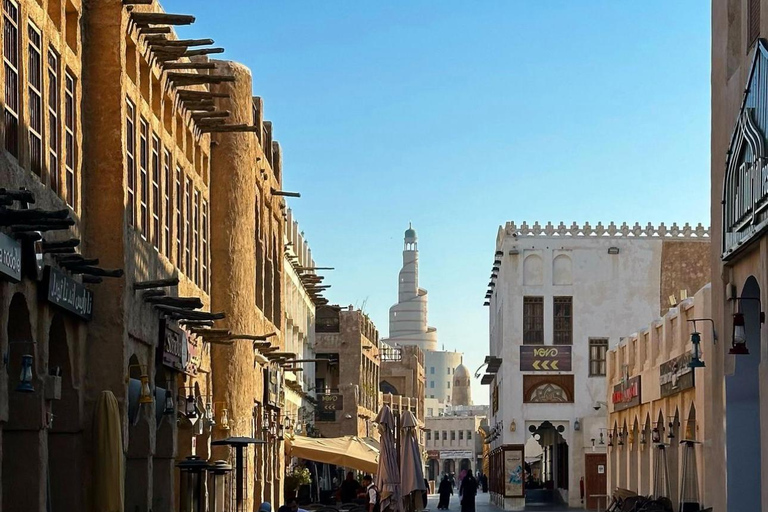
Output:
426,492,584,512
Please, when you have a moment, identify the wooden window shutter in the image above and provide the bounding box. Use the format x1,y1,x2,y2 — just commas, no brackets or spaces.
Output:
749,0,761,49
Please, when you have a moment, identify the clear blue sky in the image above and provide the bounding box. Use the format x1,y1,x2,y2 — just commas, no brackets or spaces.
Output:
164,0,711,404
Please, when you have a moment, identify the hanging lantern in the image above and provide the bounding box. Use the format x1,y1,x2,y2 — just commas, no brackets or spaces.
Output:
139,374,153,405
730,312,749,355
219,408,230,430
688,332,705,368
16,354,34,393
164,390,175,415
668,421,676,439
205,401,216,428
599,432,605,445
640,429,647,445
607,432,614,447
186,395,199,421
652,427,661,444
617,432,624,447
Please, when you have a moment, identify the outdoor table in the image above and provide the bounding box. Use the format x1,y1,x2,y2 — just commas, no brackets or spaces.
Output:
590,494,610,512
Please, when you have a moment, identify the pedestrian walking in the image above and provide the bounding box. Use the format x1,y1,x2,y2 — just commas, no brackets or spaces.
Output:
459,473,478,512
437,475,453,510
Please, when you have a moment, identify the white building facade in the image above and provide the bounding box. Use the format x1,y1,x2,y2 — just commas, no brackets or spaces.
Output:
283,209,318,434
484,221,709,510
425,406,489,482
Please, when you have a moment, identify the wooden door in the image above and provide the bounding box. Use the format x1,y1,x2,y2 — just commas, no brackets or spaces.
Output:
585,454,608,510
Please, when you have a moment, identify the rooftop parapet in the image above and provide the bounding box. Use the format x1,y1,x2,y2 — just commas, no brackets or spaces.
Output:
501,221,710,239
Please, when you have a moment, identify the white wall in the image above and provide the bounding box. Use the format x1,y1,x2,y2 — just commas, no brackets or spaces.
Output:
488,223,667,509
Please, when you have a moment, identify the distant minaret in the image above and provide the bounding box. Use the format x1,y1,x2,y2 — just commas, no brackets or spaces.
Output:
386,224,438,351
452,362,472,406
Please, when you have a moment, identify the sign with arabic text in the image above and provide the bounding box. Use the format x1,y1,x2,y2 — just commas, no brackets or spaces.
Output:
44,266,93,320
612,376,641,411
660,352,695,398
520,345,572,371
159,319,201,376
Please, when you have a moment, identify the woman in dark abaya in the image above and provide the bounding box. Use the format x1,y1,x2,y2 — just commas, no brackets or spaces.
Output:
459,473,478,512
437,474,453,510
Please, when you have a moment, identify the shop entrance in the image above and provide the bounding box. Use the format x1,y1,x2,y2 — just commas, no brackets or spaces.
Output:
525,421,568,506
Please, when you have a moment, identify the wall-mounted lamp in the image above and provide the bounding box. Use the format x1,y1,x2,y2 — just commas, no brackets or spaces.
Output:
729,297,765,355
163,389,175,415
214,402,230,430
687,318,716,368
573,418,581,432
4,340,37,393
599,432,605,445
640,429,647,445
127,364,153,405
509,419,516,432
652,425,662,444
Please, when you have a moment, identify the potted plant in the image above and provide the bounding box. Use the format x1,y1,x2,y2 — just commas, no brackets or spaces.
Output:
285,466,312,499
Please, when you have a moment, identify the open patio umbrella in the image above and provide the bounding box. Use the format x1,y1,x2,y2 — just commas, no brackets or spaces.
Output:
375,405,401,512
400,410,426,512
286,434,379,474
93,390,124,512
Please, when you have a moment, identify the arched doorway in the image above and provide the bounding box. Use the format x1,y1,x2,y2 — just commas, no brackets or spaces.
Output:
48,313,84,510
428,459,439,481
2,293,44,512
725,276,762,511
639,414,652,495
629,418,639,493
526,421,568,506
443,459,455,476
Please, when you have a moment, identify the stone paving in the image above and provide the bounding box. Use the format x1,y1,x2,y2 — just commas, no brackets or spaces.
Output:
426,491,585,512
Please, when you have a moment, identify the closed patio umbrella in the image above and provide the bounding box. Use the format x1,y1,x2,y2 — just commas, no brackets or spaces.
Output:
375,405,401,512
400,411,426,511
93,390,124,512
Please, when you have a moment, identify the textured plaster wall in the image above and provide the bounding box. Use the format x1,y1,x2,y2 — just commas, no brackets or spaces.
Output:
660,240,711,315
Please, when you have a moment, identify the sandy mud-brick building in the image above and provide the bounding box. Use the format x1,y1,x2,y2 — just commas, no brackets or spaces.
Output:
314,305,380,439
483,221,709,510
607,284,714,511
0,1,87,511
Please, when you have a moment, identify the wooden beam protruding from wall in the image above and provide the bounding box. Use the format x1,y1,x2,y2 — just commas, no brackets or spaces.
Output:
130,12,195,25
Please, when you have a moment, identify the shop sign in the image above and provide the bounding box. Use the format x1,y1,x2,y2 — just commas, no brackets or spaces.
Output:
503,445,525,498
660,352,695,398
317,393,344,411
160,320,201,376
427,450,440,460
264,365,284,408
520,346,572,371
440,450,473,459
612,376,641,411
723,40,768,259
44,266,93,320
0,232,21,282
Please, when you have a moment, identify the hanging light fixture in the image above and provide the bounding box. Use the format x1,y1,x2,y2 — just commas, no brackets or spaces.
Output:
640,429,647,445
186,395,199,421
139,374,153,405
205,401,216,428
688,331,705,368
668,420,676,439
607,431,614,447
16,354,34,393
617,431,624,447
730,312,749,355
652,426,661,444
599,432,605,445
164,389,175,415
219,408,230,430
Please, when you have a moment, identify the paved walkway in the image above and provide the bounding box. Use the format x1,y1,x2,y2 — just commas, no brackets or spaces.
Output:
426,491,584,512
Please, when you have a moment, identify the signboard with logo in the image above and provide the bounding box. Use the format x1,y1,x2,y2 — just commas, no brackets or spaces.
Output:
503,445,525,498
660,352,695,398
159,319,201,376
427,450,440,460
0,233,21,282
317,393,344,411
440,450,473,459
44,266,93,320
520,346,572,371
612,376,641,411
